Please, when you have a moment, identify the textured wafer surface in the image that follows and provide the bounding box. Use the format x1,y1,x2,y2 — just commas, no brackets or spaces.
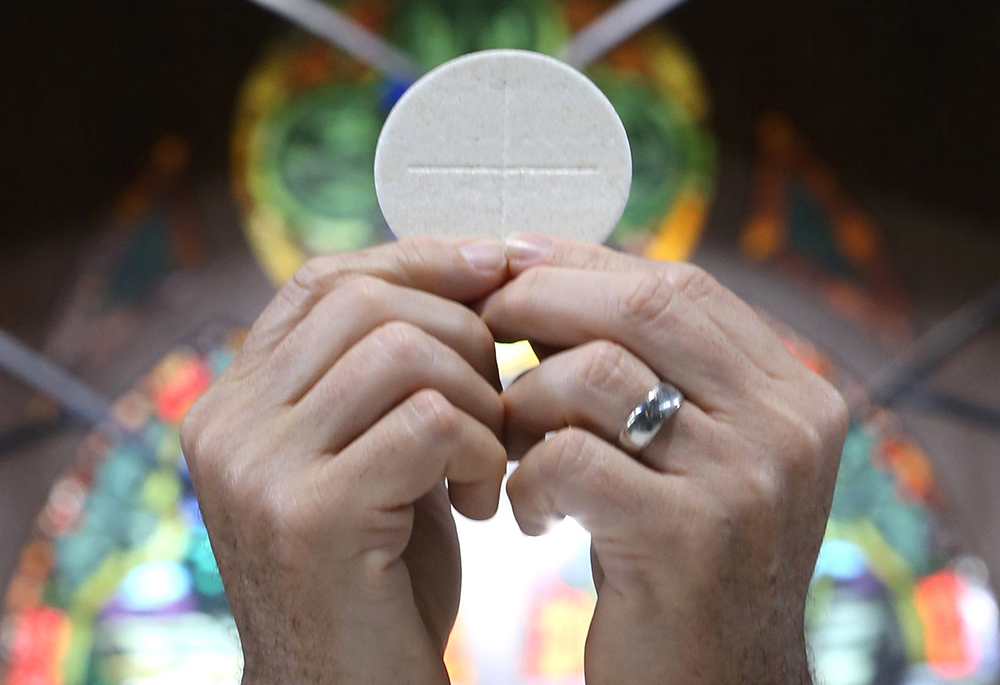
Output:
375,49,632,242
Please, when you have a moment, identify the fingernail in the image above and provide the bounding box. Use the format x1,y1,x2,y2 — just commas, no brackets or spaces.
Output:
460,239,506,271
505,233,552,266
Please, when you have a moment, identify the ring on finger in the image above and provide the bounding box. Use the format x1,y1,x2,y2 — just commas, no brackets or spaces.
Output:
618,382,683,454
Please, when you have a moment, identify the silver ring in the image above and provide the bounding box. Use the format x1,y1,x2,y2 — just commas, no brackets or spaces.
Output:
618,382,683,454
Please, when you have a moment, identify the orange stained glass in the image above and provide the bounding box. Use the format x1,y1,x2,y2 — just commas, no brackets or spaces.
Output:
914,571,976,679
148,352,212,424
5,606,70,685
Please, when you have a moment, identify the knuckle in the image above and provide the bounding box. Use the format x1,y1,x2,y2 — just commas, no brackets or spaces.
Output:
621,273,677,327
743,463,784,514
213,444,255,494
580,341,629,394
281,256,334,308
256,466,354,557
394,236,436,268
817,382,851,445
179,401,206,462
791,384,844,462
179,396,229,479
180,423,211,481
267,480,328,542
542,428,597,484
770,406,825,485
801,381,850,480
795,415,826,468
766,381,848,486
289,257,326,293
180,395,277,497
669,264,719,305
257,478,289,527
406,389,461,442
336,274,390,310
371,321,433,365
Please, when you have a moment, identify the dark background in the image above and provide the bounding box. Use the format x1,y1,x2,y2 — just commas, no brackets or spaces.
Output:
1,0,998,252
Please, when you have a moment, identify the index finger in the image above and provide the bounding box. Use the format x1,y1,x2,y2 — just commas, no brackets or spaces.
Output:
503,234,801,381
244,236,508,359
482,267,755,411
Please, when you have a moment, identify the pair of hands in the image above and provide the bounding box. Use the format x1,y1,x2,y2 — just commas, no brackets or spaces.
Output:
180,234,848,685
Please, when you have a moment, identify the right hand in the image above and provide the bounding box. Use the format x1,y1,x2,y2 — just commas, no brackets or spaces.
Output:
180,238,509,685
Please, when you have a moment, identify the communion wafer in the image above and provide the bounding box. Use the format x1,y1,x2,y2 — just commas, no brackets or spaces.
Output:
375,49,632,243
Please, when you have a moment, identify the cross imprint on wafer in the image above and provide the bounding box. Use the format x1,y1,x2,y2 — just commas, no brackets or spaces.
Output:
406,82,599,229
406,166,599,175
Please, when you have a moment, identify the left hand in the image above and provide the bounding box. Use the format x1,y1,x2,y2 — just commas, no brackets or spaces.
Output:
481,235,849,685
181,238,509,685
